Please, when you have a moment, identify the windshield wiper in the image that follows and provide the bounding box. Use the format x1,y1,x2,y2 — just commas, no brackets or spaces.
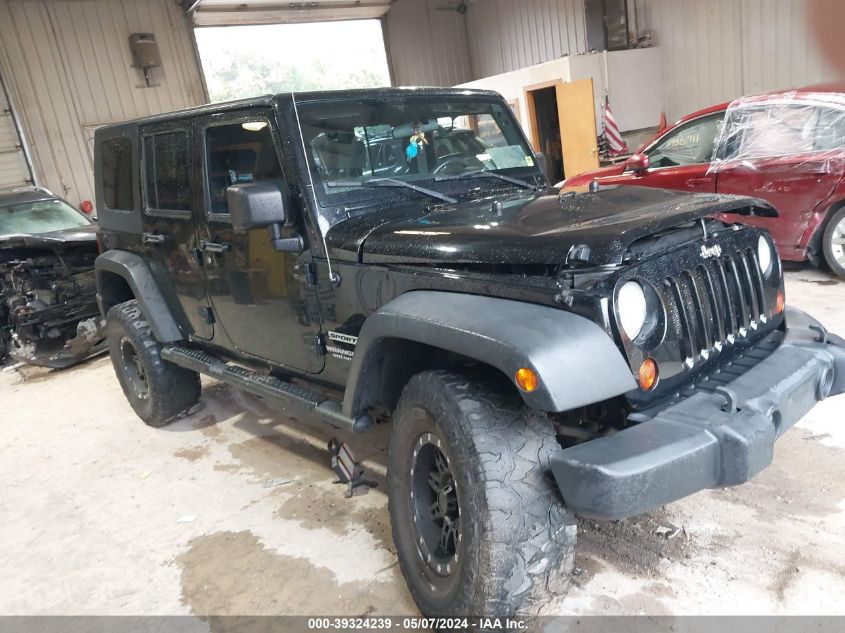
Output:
435,170,537,190
326,178,456,204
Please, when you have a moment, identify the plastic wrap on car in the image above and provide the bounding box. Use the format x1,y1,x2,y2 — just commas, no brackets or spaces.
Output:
708,91,845,177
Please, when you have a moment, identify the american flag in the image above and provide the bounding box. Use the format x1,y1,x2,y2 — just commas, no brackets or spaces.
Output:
601,96,629,157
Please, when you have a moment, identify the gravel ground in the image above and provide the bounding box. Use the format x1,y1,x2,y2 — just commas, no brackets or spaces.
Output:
1,266,843,617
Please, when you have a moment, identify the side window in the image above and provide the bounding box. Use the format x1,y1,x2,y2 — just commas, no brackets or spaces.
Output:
101,137,134,210
814,107,845,152
143,131,191,213
647,114,724,168
204,120,282,216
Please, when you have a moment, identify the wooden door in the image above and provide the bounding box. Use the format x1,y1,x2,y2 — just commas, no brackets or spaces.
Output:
556,79,599,179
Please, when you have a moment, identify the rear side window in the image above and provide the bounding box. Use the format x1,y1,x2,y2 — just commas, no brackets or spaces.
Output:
101,137,134,210
143,132,191,213
204,120,282,216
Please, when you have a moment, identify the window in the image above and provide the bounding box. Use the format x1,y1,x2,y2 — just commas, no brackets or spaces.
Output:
144,132,191,212
647,114,724,168
0,199,89,235
814,107,845,151
715,102,845,164
101,137,133,210
205,120,282,215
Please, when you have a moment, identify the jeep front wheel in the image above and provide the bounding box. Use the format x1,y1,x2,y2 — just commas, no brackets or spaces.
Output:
388,370,576,617
106,300,201,427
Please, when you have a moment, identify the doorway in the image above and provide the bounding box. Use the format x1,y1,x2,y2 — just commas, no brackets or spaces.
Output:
194,21,392,102
525,79,600,184
529,86,563,183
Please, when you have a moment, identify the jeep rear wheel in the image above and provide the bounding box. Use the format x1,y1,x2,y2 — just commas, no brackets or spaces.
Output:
106,300,201,427
388,370,576,617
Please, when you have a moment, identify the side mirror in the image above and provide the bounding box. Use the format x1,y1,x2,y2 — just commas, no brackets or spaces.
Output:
226,181,286,231
624,153,650,175
226,181,303,253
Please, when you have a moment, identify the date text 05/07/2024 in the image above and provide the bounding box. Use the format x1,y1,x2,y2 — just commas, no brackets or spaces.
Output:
306,616,528,630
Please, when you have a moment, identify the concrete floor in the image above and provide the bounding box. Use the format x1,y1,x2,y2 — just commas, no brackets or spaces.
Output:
1,266,844,616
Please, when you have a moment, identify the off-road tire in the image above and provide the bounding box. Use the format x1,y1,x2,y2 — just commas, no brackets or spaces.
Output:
388,370,576,618
822,206,845,278
106,300,200,427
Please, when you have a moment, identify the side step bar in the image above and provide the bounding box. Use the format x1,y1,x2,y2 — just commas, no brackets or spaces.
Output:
160,345,373,433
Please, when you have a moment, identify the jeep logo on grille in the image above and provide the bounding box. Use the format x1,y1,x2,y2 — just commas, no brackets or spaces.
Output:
700,244,723,259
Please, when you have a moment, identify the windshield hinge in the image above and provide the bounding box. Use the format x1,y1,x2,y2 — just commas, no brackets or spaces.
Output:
293,261,317,287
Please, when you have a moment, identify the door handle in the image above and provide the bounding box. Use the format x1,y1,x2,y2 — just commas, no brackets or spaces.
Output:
199,240,231,254
142,232,165,245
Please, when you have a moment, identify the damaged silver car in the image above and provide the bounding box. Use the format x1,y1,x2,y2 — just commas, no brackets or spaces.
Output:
0,187,105,368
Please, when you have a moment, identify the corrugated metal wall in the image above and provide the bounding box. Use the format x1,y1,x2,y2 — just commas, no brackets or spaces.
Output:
0,0,206,205
0,69,33,190
466,0,588,79
638,0,838,121
386,0,587,87
385,0,474,87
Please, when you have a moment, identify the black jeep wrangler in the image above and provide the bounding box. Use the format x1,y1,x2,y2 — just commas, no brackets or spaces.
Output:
93,88,845,617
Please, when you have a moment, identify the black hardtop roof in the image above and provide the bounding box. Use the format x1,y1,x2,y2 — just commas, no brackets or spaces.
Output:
96,87,503,133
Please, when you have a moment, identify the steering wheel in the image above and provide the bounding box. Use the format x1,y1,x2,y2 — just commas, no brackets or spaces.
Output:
433,154,469,176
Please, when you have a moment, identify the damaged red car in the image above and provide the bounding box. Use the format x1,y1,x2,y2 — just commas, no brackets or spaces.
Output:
0,187,105,368
562,85,845,277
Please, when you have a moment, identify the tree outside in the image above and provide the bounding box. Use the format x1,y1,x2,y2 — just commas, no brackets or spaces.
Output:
195,21,392,102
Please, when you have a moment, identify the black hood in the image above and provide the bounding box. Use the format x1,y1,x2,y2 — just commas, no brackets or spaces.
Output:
325,186,775,267
0,224,98,250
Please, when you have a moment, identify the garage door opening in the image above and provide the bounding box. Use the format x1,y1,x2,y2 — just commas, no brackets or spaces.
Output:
194,20,392,102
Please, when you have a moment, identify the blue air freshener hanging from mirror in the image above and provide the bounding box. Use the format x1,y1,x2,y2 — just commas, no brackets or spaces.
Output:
406,124,428,160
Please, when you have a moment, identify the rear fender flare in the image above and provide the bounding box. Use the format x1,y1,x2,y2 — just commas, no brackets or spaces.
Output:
95,250,183,342
342,291,636,417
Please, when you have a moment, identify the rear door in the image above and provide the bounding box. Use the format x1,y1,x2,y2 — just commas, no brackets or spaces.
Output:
139,124,212,340
194,111,324,373
715,104,845,253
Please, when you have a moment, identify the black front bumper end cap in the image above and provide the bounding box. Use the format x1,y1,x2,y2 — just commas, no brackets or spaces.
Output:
550,306,845,521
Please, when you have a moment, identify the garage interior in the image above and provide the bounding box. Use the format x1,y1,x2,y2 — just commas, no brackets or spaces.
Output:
2,0,845,621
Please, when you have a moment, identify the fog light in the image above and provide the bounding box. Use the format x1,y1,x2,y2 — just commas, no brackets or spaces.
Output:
515,367,539,393
776,290,785,314
638,359,658,391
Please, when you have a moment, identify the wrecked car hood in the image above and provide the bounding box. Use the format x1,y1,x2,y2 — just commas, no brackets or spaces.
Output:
0,224,97,250
326,186,775,267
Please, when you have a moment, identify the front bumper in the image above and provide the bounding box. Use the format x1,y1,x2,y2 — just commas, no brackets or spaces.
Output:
550,307,845,520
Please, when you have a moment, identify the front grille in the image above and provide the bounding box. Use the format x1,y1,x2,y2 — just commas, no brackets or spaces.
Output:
664,247,769,360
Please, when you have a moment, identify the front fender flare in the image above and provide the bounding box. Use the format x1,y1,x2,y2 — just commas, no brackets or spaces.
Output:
342,291,636,416
95,250,183,342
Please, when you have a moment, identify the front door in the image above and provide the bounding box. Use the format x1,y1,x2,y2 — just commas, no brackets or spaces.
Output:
138,124,212,340
633,112,724,193
194,112,324,374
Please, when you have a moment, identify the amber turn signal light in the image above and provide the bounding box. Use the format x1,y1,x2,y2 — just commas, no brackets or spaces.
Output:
638,358,658,391
515,367,539,393
776,290,785,314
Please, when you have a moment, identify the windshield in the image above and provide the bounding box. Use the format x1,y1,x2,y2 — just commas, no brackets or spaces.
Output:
294,94,539,226
0,198,89,236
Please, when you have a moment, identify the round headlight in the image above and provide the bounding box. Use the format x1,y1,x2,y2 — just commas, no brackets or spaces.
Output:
758,235,773,276
617,281,648,340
